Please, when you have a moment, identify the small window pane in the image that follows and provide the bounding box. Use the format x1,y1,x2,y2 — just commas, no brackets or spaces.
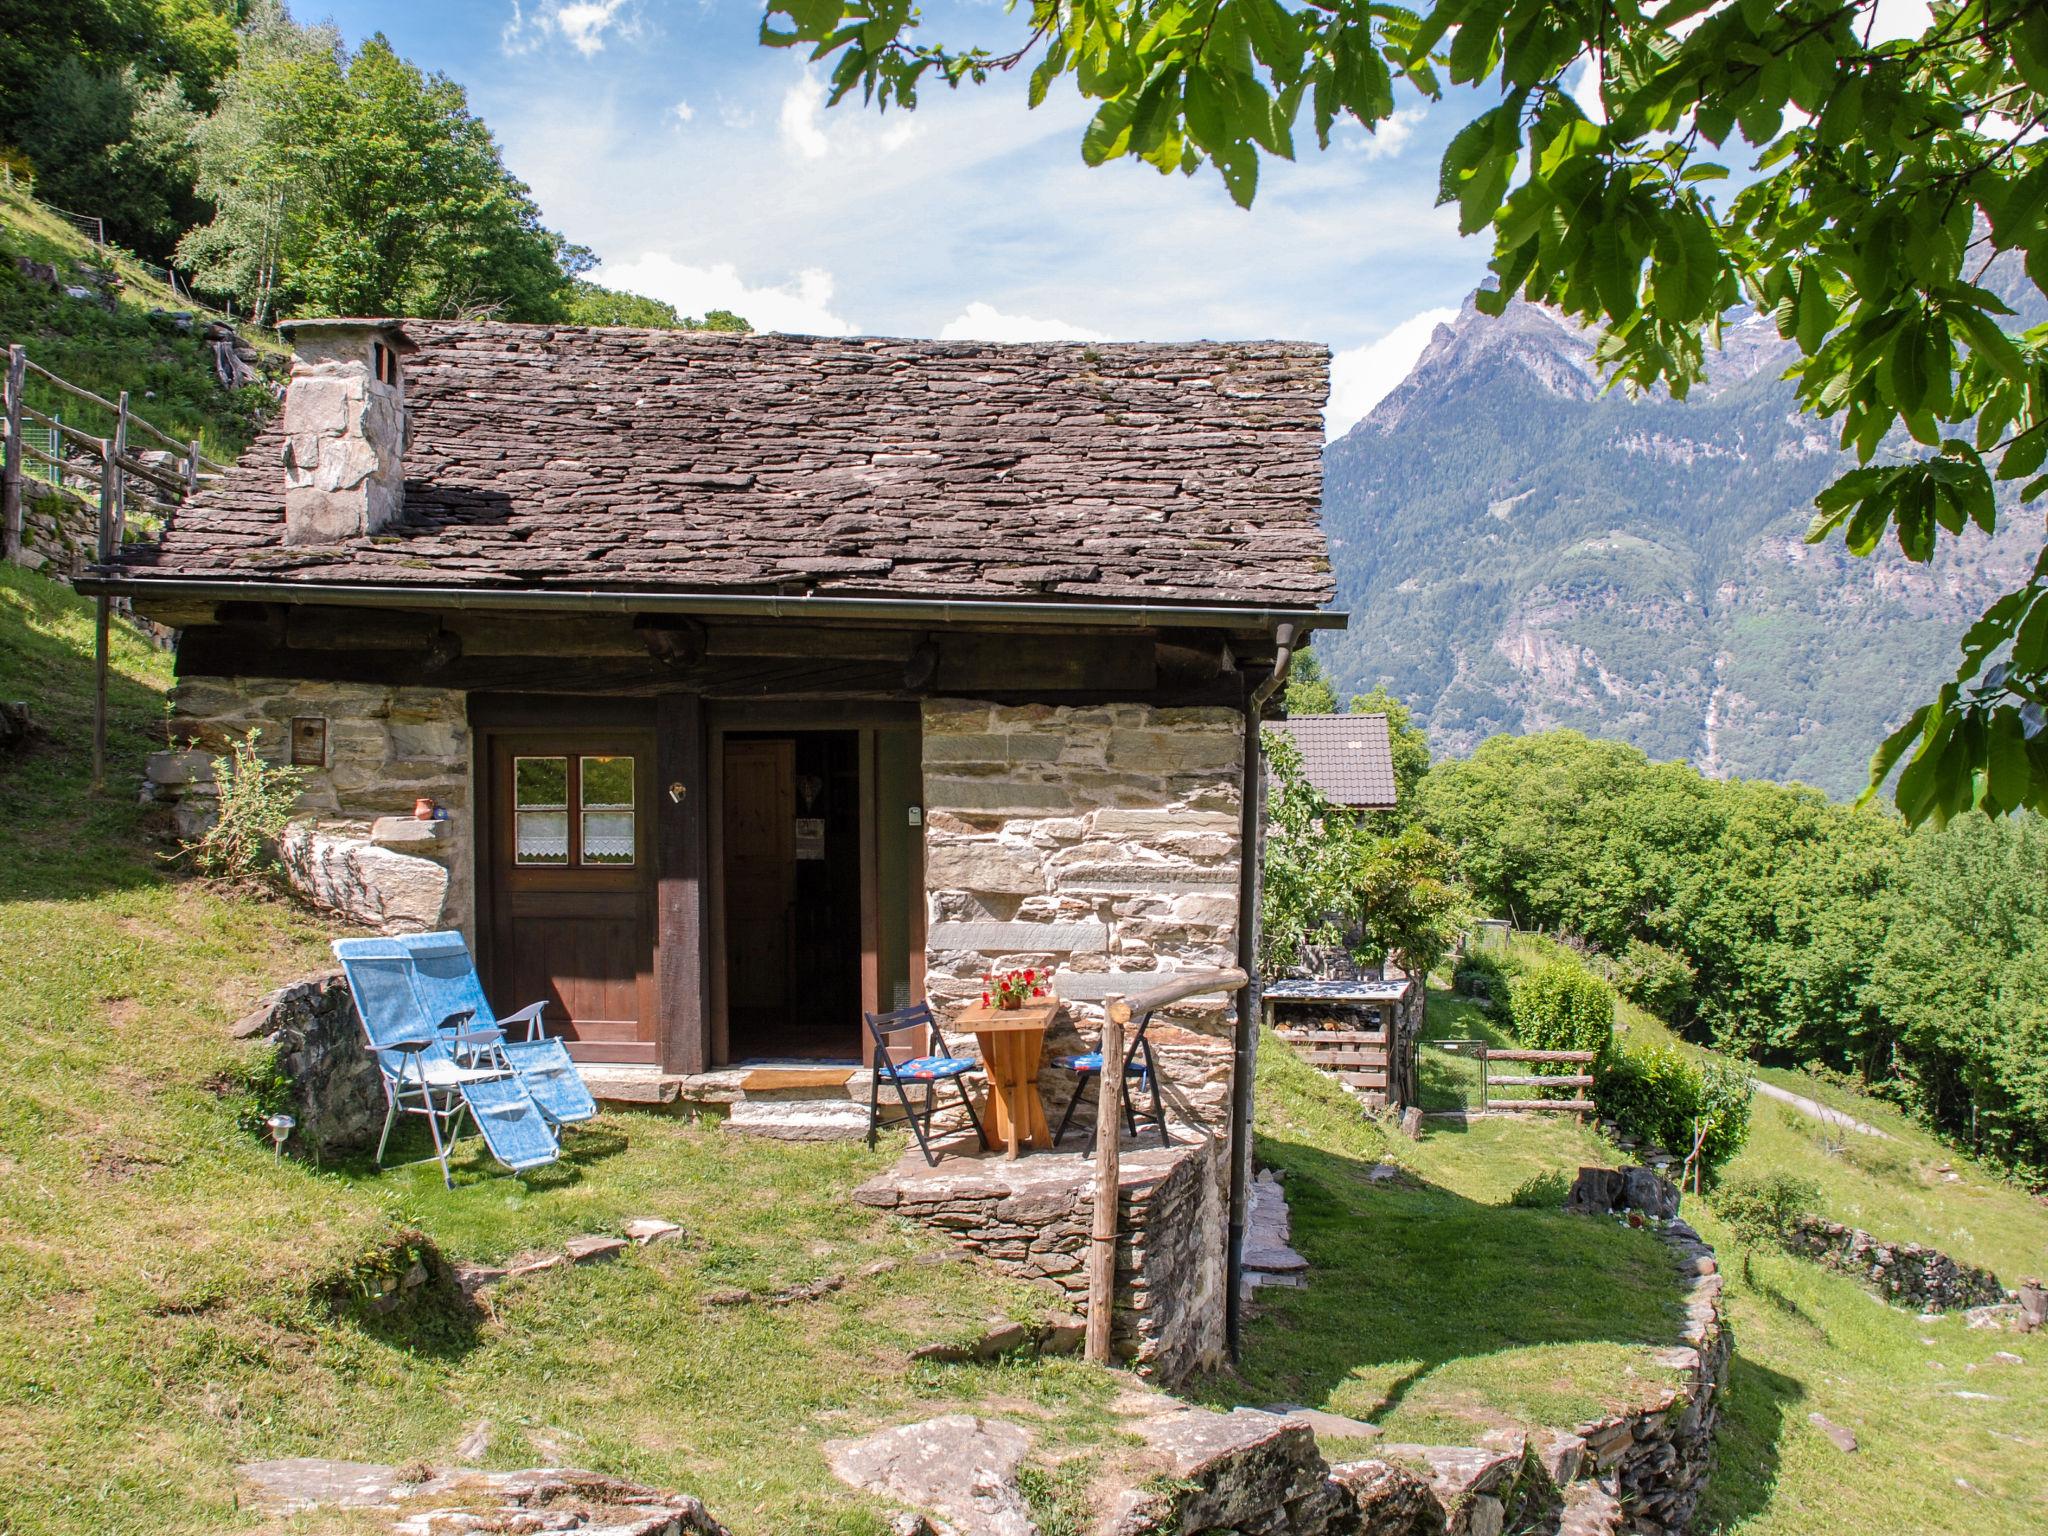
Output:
581,755,634,809
516,811,569,864
515,756,568,809
582,810,635,865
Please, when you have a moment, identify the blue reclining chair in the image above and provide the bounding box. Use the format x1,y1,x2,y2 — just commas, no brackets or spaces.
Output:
396,931,599,1130
333,937,561,1188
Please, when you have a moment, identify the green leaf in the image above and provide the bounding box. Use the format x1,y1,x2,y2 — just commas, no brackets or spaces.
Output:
1987,710,2033,813
2016,591,2048,675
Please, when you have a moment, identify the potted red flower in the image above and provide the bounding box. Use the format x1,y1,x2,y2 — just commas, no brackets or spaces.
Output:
983,968,1047,1010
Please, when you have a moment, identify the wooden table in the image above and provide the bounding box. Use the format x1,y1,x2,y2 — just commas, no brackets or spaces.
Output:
954,997,1058,1158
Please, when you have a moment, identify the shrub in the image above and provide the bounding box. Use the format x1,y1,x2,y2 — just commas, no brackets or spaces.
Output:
1595,1041,1754,1183
1508,1169,1570,1208
1452,947,1521,1001
1711,1171,1819,1251
1507,959,1616,1056
178,728,307,881
1614,938,1696,1023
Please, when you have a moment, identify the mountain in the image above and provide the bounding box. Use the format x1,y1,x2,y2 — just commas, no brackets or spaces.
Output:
1314,294,2044,798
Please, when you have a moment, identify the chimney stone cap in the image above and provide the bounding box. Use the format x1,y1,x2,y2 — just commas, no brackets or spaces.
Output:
277,317,418,353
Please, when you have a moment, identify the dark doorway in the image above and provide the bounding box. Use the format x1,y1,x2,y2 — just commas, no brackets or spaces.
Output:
721,730,862,1061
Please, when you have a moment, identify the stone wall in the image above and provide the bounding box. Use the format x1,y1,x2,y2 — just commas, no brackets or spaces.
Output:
855,1138,1228,1384
920,698,1245,1136
1562,1216,1730,1536
148,677,472,933
229,971,384,1158
1783,1215,2008,1311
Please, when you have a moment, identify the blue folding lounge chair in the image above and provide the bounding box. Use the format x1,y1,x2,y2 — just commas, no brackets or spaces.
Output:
396,931,598,1130
332,938,560,1188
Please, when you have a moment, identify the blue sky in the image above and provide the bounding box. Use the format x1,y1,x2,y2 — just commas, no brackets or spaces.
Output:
307,0,1503,432
305,3,1941,433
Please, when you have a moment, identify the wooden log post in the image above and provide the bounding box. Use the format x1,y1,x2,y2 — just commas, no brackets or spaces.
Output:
1085,994,1125,1366
2,345,24,563
184,439,200,498
90,392,127,790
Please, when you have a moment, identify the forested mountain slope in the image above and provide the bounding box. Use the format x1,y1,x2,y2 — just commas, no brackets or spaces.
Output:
1316,293,2045,797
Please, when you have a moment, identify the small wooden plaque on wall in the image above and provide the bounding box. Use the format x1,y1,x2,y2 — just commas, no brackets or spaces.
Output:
290,716,327,767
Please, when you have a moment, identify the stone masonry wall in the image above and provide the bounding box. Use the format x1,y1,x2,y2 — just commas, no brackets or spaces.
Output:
148,677,472,934
855,1138,1227,1384
1783,1214,2008,1311
920,698,1245,1136
229,971,383,1158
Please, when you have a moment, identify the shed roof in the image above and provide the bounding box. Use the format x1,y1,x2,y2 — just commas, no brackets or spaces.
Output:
1268,713,1398,808
118,322,1335,609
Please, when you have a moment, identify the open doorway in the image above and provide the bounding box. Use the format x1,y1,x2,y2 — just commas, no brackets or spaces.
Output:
721,730,862,1061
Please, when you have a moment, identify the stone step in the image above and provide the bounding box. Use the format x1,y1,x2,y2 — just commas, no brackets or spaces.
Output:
723,1099,873,1142
578,1067,682,1106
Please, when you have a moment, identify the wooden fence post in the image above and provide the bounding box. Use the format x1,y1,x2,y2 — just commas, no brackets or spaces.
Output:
90,392,126,791
2,345,24,563
184,439,200,498
1085,995,1126,1366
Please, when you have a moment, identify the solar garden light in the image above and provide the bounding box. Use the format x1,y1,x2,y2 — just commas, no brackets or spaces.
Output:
265,1112,295,1156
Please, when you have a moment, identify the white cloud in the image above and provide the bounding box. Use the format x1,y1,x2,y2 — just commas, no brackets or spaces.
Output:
1345,108,1426,161
938,302,1109,343
1326,307,1458,437
596,253,857,336
780,75,832,160
670,100,695,126
502,0,638,58
780,71,921,163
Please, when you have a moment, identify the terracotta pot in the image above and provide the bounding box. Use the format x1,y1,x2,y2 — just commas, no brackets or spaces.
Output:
413,797,437,820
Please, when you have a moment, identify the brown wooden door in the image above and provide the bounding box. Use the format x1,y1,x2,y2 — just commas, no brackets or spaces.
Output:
487,732,656,1063
723,739,795,1016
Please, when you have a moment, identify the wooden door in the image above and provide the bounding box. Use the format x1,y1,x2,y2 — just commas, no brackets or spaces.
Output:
487,733,656,1063
723,739,795,1015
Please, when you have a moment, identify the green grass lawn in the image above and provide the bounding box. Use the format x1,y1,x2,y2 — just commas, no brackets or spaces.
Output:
0,567,1134,1534
1200,1034,1690,1446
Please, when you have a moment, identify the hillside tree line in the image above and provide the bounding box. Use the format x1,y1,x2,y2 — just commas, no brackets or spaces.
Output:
0,0,743,330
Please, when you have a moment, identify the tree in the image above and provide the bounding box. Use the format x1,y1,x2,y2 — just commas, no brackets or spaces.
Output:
1283,649,1338,714
180,19,575,322
765,0,2048,826
561,283,756,332
1261,728,1463,977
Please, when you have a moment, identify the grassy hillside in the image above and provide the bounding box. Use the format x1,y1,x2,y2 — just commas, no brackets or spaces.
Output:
0,178,278,465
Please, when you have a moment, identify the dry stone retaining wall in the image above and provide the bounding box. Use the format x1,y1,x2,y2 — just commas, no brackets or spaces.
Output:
151,677,472,933
920,698,1244,1137
1782,1214,2007,1311
854,1138,1227,1384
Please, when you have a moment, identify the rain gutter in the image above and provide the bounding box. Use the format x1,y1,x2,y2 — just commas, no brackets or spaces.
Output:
74,573,1350,635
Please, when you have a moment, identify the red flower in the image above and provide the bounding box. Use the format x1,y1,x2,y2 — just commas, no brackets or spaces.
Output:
981,992,990,1006
1024,968,1036,982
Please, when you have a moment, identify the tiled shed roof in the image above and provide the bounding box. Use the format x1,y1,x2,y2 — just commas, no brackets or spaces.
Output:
1268,713,1398,808
118,322,1335,607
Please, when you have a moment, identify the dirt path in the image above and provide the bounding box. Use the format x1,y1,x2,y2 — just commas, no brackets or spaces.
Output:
1751,1078,1893,1140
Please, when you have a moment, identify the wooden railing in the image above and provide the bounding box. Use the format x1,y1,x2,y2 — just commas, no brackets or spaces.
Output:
1,343,231,566
1484,1047,1596,1113
1086,966,1249,1363
1,344,234,786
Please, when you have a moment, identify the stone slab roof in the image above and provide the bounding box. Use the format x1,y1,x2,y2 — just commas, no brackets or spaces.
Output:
120,322,1335,608
1267,713,1397,808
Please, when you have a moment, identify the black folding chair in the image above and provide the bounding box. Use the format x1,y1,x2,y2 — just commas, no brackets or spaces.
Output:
864,1002,987,1166
1052,1011,1168,1146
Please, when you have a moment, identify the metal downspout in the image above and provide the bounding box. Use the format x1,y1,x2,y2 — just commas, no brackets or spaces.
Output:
1227,622,1295,1361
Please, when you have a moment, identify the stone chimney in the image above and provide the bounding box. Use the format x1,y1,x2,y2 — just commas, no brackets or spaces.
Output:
278,318,413,545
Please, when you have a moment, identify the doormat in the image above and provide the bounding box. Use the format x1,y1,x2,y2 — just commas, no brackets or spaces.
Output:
740,1067,857,1093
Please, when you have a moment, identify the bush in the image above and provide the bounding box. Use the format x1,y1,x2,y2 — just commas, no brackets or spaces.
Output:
178,728,306,881
1614,938,1696,1022
1452,947,1521,1002
1507,959,1616,1056
1508,1169,1570,1208
1711,1171,1819,1250
1594,1041,1754,1183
